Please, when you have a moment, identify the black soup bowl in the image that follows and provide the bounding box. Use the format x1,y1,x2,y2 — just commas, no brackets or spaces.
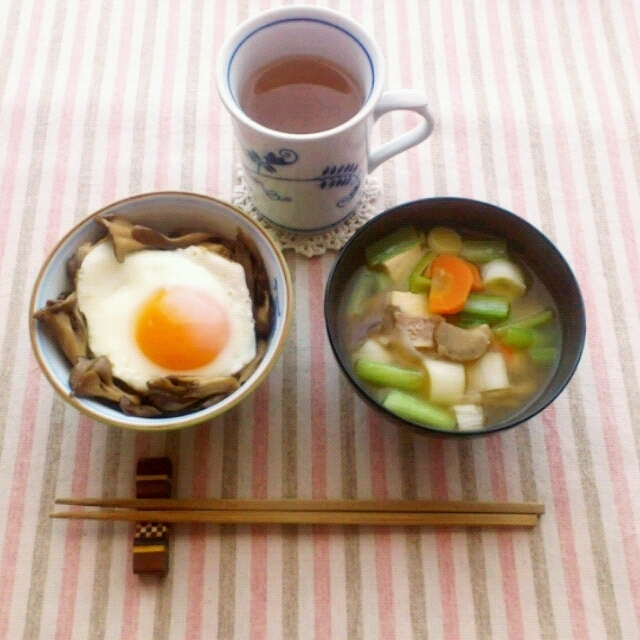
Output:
324,197,586,437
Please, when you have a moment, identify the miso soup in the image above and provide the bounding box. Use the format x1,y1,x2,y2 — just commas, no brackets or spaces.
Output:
339,225,561,431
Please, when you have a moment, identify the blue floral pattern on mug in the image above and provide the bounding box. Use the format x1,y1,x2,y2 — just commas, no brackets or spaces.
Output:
247,148,299,174
318,164,360,207
245,148,362,208
249,176,293,202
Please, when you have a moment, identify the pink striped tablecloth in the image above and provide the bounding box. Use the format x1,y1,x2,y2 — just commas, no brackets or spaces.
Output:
1,0,639,638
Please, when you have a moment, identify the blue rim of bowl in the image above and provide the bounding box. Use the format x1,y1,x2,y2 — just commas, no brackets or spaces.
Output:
29,191,293,431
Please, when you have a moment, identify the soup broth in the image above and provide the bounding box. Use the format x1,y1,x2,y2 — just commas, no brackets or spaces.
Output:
339,225,561,431
240,55,365,134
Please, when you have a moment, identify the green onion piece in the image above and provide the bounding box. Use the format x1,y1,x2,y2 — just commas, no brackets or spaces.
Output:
462,293,510,320
456,314,488,328
453,404,484,430
408,250,435,293
529,346,558,365
531,328,556,347
409,274,431,293
467,351,510,392
382,389,457,429
422,358,465,405
354,359,425,391
427,227,462,254
494,326,535,348
347,268,391,316
365,226,421,266
495,308,554,331
481,258,526,299
459,239,508,263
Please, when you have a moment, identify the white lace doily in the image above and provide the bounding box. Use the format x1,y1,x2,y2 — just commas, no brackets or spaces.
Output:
232,168,381,257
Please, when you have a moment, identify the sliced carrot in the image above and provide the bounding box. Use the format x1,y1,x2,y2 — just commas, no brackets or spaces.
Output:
467,260,484,291
428,253,475,314
498,342,517,360
497,342,518,368
425,255,481,288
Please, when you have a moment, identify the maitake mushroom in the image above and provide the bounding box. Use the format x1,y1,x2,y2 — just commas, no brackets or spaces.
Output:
97,215,213,262
146,375,240,413
33,292,88,364
66,242,94,280
434,322,492,362
70,356,140,406
236,339,268,384
230,229,273,337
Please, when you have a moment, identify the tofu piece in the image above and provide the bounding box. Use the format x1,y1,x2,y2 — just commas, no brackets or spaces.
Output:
389,290,428,316
381,243,425,286
352,338,393,365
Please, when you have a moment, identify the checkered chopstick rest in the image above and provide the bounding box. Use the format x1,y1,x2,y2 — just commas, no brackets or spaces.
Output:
132,457,172,576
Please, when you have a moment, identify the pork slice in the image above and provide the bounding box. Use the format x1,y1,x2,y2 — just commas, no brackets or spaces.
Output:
392,310,442,349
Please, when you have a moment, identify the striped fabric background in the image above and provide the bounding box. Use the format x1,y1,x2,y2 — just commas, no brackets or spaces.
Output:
1,0,639,638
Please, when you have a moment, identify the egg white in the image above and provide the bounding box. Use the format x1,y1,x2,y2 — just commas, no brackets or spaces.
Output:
75,241,257,391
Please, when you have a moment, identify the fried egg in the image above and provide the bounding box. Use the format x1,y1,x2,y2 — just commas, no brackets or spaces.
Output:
75,241,256,391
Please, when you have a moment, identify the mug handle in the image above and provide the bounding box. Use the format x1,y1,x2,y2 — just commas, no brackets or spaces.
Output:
368,91,435,173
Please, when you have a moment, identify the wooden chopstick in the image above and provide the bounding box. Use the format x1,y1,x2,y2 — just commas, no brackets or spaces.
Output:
54,497,545,515
51,498,543,527
51,508,539,527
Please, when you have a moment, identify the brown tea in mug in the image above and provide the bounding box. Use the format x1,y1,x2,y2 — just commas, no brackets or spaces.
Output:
240,55,365,134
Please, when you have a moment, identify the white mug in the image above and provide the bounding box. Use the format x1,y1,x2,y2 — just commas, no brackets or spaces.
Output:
216,6,434,233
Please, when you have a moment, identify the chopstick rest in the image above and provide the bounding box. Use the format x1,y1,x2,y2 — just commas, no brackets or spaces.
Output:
132,457,172,576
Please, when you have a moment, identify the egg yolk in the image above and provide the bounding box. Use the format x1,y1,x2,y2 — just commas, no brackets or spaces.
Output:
135,286,230,370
